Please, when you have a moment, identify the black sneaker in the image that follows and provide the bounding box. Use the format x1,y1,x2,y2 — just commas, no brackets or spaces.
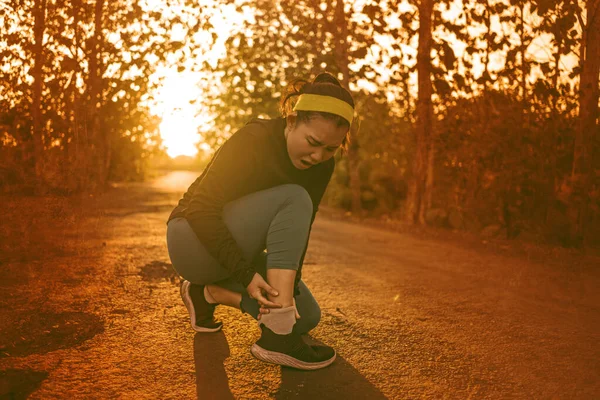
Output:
250,325,336,370
180,280,223,332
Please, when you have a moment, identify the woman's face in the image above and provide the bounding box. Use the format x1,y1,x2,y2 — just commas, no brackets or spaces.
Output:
285,115,348,170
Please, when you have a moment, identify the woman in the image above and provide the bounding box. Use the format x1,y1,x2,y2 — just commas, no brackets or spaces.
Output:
166,72,354,370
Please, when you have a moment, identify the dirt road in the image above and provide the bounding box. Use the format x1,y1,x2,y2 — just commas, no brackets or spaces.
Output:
1,171,598,399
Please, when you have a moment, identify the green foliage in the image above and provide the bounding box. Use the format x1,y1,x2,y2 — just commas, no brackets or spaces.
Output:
324,92,411,214
435,88,584,243
204,0,400,139
197,0,596,245
0,0,183,192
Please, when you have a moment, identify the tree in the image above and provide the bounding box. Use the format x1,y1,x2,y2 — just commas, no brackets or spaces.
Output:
1,0,182,192
569,0,600,245
331,0,361,214
206,0,393,213
85,0,105,189
31,0,47,187
406,0,434,224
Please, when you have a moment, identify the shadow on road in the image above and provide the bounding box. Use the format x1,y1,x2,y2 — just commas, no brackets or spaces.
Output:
193,332,234,400
277,358,388,400
0,369,49,399
276,335,388,400
193,332,388,400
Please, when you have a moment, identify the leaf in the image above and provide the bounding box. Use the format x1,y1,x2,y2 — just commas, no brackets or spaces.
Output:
476,70,491,84
506,48,518,65
568,66,581,79
353,47,368,59
434,79,451,97
453,74,466,88
537,0,554,15
442,41,456,71
539,62,551,75
533,80,549,96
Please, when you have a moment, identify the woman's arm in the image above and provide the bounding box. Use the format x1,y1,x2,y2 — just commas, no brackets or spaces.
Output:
184,129,263,288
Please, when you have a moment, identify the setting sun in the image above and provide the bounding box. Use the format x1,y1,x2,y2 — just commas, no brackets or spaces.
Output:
154,71,217,158
152,72,205,158
159,109,201,158
148,2,249,158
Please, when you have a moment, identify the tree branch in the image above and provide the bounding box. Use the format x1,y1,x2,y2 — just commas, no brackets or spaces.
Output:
574,0,585,31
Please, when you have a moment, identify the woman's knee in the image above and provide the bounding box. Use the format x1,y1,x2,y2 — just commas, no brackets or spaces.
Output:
279,184,313,217
166,218,227,285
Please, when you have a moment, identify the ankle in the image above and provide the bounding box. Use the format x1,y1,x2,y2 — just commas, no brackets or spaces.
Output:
204,285,218,304
259,305,296,334
206,284,242,309
269,296,294,308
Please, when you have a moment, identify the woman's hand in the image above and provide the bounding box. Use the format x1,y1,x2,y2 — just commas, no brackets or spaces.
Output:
258,298,301,320
246,273,281,309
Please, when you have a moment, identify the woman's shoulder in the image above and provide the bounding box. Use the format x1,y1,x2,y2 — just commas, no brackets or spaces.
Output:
225,117,284,149
213,118,284,161
242,117,285,137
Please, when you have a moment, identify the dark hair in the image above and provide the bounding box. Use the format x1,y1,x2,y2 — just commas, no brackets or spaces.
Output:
280,72,355,152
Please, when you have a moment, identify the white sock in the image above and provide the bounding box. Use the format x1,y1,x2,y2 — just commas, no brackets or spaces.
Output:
204,286,217,304
259,306,296,335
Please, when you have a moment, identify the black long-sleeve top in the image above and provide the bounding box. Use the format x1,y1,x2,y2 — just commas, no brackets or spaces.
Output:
167,117,335,290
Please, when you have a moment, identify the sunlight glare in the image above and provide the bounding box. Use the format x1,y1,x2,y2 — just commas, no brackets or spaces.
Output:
159,110,200,158
156,73,206,158
147,1,250,158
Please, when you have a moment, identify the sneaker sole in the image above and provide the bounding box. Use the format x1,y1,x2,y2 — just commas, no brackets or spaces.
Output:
180,281,222,333
250,344,336,370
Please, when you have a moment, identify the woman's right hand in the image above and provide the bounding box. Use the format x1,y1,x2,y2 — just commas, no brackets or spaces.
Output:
246,273,281,309
258,298,300,320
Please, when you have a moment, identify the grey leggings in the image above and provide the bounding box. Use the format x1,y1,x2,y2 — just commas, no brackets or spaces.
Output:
166,184,321,334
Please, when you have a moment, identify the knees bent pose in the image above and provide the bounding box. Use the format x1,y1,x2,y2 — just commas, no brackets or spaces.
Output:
166,72,354,370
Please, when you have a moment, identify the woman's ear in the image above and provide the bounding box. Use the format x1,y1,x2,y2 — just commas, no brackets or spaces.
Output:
286,113,297,131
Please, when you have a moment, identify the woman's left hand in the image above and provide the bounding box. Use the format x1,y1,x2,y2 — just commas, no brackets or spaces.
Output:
258,298,301,320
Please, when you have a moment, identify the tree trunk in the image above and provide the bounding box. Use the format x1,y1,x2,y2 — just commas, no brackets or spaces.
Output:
519,2,527,103
66,0,81,192
569,0,600,245
333,0,361,215
32,0,47,188
483,0,491,92
406,0,434,224
87,0,105,190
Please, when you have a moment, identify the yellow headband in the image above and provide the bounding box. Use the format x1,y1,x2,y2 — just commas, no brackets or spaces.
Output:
293,94,354,125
